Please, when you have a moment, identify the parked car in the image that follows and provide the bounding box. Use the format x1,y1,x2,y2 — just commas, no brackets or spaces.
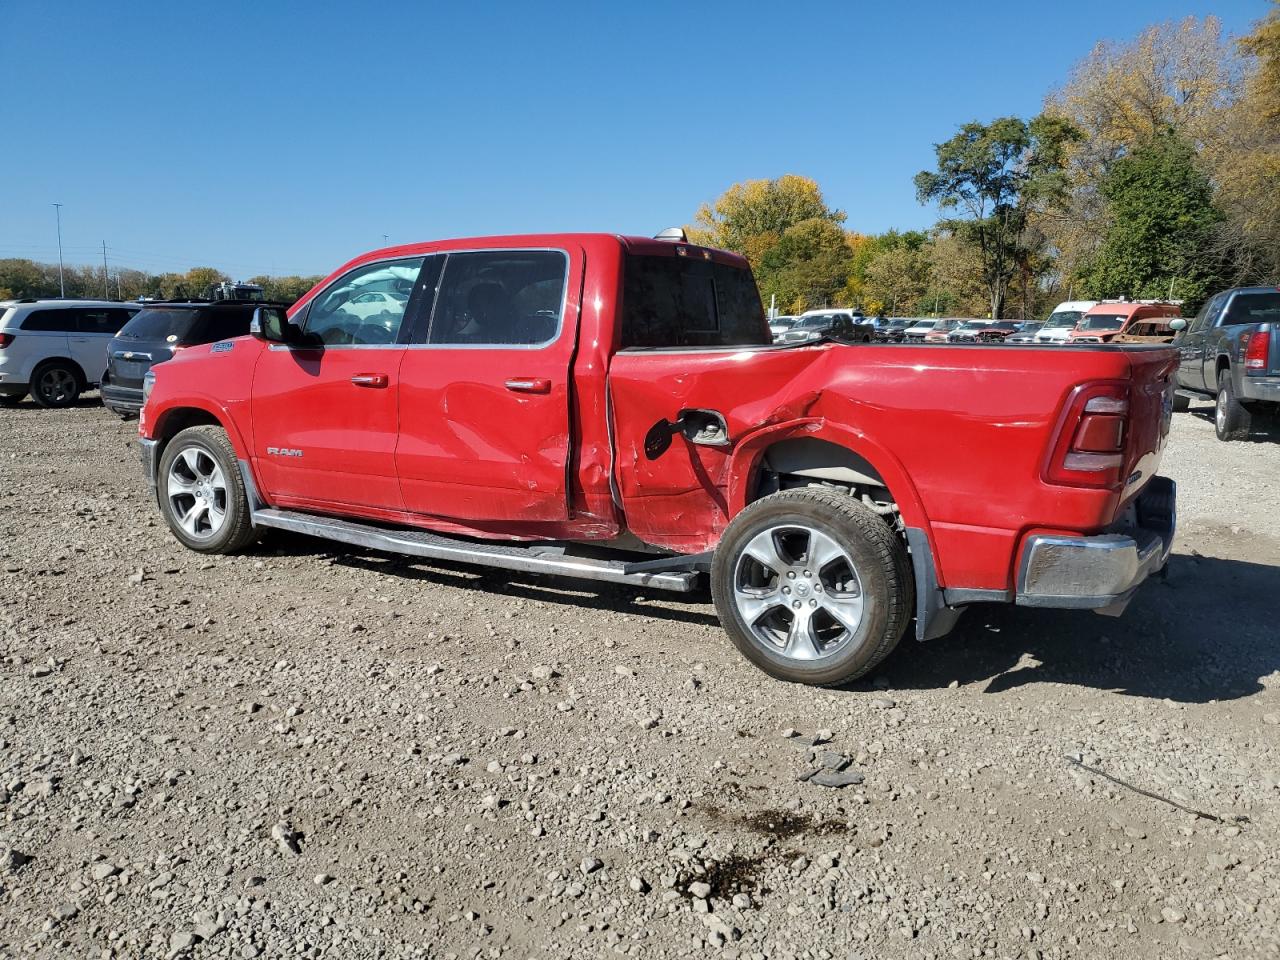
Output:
1113,319,1177,345
0,299,141,407
768,315,798,341
101,299,282,418
954,320,1021,343
902,319,937,343
923,318,962,343
1171,285,1280,440
777,309,874,344
1004,322,1044,344
1034,301,1100,344
874,318,914,343
137,230,1178,688
1067,301,1181,344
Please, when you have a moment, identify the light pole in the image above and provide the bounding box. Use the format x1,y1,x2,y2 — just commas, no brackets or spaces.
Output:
52,203,65,298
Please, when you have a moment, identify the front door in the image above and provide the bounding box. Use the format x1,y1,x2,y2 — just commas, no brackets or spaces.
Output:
1176,293,1224,392
395,247,579,523
250,256,428,512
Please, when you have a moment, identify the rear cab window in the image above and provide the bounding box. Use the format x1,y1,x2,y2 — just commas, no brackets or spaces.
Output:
1223,291,1280,326
620,252,767,348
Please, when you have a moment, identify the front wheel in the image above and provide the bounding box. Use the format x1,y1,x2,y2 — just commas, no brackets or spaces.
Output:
157,425,259,553
1215,369,1251,441
711,488,913,687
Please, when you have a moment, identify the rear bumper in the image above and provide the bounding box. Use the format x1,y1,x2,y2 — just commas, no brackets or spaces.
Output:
1015,476,1175,615
1240,375,1280,403
101,383,144,413
140,437,159,489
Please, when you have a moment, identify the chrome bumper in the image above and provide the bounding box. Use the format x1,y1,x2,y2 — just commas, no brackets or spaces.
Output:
1016,477,1175,615
139,437,159,489
1240,376,1280,403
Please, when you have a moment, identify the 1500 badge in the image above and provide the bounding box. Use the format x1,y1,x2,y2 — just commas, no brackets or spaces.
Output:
266,447,304,457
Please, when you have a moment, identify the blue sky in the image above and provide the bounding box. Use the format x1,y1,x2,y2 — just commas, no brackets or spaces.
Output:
0,0,1268,277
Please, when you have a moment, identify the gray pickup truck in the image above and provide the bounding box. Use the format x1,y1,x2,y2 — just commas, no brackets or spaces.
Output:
1172,286,1279,440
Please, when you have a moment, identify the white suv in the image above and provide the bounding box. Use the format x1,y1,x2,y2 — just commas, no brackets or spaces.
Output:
0,299,141,408
1033,300,1099,344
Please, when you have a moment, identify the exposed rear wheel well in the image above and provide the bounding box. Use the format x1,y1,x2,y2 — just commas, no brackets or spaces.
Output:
751,437,902,529
1217,356,1231,378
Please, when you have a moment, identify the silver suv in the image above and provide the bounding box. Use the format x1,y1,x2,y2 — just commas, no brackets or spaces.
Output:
0,299,140,408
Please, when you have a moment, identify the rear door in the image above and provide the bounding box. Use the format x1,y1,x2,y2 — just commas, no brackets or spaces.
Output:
395,247,579,522
250,256,428,512
72,307,136,382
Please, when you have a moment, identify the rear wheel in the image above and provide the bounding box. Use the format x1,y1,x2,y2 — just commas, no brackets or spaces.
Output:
711,488,913,687
30,362,80,408
1215,369,1251,441
157,425,258,553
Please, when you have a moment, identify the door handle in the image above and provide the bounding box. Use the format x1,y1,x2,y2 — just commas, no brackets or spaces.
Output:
504,378,552,394
350,373,389,388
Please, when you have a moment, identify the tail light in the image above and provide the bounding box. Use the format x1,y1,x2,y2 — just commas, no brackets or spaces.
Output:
0,333,12,349
1044,383,1130,488
1244,330,1270,373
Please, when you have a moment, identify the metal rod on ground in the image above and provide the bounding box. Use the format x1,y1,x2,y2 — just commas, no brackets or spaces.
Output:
53,203,65,298
1064,756,1244,825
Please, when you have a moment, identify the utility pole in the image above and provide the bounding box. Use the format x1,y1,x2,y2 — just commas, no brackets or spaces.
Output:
53,203,65,297
102,241,110,299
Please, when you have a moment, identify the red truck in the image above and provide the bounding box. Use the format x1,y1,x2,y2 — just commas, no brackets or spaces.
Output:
137,232,1178,687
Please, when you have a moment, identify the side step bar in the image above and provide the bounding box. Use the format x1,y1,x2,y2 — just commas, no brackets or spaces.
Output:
250,508,700,593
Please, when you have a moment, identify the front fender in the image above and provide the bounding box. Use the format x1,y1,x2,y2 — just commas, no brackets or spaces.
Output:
145,394,252,462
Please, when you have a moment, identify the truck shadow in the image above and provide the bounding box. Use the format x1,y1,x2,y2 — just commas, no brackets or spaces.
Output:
883,552,1280,704
1187,407,1280,443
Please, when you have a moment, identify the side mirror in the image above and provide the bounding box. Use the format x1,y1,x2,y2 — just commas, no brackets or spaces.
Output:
250,306,295,343
1168,317,1187,331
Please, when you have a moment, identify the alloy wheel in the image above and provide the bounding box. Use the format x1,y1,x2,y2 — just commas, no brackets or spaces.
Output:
37,368,77,405
732,524,865,662
166,447,228,540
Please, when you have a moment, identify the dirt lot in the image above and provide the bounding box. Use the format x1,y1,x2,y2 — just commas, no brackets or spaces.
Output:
0,395,1276,960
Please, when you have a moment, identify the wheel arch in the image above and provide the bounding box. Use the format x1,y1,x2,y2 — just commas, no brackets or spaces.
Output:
151,402,249,464
726,420,928,530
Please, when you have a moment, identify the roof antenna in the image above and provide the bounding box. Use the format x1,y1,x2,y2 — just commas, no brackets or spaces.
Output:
654,227,688,242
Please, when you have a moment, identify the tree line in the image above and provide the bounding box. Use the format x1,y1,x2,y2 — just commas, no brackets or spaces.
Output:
691,9,1280,318
0,260,323,306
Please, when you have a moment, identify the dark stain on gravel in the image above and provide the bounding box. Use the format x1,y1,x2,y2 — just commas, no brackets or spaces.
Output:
701,803,848,841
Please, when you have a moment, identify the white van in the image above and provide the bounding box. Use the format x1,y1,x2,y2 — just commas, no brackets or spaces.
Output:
0,299,141,407
1033,301,1099,344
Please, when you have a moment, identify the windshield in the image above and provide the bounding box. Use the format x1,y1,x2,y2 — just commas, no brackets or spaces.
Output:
1044,310,1084,329
911,320,936,330
796,315,832,328
769,318,795,328
1080,314,1126,330
117,308,201,341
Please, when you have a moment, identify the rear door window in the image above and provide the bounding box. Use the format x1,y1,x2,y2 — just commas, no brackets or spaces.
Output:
621,253,767,348
425,250,567,346
20,308,79,332
78,309,134,335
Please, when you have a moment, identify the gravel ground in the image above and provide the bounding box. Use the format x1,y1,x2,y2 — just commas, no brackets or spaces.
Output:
0,394,1277,960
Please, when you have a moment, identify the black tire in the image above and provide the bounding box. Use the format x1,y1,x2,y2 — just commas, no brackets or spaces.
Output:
1172,393,1190,413
1215,369,1251,441
30,361,81,409
711,488,913,687
156,425,259,553
0,393,24,407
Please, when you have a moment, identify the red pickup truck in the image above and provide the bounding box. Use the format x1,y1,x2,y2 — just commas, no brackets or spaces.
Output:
138,232,1178,686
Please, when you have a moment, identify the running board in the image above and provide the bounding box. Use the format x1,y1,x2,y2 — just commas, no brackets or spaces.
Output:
250,508,699,593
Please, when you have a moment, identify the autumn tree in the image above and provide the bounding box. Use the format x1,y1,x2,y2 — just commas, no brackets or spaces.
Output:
914,114,1080,319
